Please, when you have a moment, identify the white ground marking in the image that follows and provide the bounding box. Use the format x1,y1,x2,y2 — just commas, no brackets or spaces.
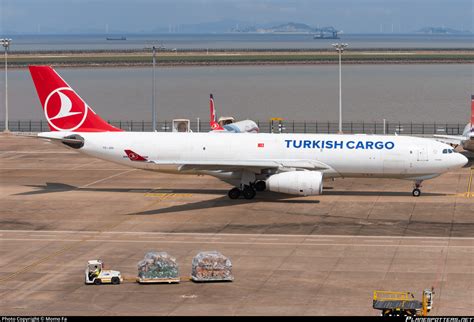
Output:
1,229,473,240
79,169,137,188
2,154,25,160
1,237,473,248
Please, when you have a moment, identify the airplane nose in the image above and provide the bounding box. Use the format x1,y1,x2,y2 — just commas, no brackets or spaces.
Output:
455,153,469,168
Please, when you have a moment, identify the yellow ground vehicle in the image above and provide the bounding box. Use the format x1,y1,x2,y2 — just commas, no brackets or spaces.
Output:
373,289,433,316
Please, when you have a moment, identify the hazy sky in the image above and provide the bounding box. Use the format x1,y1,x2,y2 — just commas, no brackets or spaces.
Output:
1,0,473,34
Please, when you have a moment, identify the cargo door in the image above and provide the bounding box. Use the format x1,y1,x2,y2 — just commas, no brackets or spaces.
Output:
417,148,429,161
383,159,407,175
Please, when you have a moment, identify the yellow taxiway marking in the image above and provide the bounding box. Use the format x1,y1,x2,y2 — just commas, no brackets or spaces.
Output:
144,192,193,199
452,168,473,198
467,167,473,197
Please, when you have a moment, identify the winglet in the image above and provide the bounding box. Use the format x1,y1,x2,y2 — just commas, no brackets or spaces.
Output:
124,149,148,162
209,94,224,131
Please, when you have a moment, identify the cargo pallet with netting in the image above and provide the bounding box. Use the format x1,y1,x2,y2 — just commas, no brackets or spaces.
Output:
137,251,180,284
136,277,181,284
191,251,234,282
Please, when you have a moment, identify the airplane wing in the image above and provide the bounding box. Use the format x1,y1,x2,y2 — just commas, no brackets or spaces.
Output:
124,150,330,171
433,134,465,146
166,159,329,171
434,134,474,152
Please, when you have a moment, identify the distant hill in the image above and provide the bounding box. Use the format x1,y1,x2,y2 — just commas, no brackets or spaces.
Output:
417,27,470,34
270,22,314,33
234,22,339,34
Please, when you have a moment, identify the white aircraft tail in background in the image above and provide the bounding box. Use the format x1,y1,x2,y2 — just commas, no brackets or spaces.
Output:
434,95,474,152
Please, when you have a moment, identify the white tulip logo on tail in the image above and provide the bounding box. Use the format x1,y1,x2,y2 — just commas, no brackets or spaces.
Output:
49,91,80,120
44,87,88,131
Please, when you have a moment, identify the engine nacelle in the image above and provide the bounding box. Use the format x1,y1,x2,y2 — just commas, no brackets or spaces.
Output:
266,171,323,196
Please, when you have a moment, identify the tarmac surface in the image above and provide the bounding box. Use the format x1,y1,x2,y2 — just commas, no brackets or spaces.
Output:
0,133,473,316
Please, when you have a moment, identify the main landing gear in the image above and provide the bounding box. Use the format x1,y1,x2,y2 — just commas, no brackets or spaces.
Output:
228,170,266,200
412,180,423,197
228,187,241,199
228,181,265,200
228,186,255,200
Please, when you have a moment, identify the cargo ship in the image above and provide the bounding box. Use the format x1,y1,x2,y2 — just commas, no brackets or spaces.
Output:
313,31,339,39
106,36,126,40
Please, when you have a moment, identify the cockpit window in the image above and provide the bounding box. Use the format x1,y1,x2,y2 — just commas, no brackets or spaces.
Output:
442,149,447,154
443,149,455,154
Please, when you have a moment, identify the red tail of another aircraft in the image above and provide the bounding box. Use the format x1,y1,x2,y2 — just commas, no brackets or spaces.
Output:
29,66,122,132
209,94,224,131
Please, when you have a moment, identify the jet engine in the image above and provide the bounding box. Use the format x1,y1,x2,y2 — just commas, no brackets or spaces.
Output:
266,171,323,196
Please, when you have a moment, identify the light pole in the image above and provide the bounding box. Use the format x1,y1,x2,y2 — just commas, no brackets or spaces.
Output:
1,38,12,133
332,43,348,134
152,45,156,132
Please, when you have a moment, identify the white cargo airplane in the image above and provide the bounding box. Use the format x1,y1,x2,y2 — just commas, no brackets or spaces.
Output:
29,66,467,199
434,95,474,152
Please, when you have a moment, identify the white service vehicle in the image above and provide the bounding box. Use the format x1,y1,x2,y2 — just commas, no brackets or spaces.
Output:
85,259,123,285
172,119,192,132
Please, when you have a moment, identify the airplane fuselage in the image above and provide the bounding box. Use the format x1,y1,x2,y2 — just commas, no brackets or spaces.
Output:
41,131,466,182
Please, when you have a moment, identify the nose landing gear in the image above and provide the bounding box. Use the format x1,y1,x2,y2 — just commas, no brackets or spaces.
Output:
412,180,423,197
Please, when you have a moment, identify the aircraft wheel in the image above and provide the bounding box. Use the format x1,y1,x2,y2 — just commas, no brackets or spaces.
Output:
412,188,421,197
242,187,256,200
228,188,241,199
254,180,266,192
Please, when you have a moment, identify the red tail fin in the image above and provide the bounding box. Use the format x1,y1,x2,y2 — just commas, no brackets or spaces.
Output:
209,94,224,131
29,66,122,132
